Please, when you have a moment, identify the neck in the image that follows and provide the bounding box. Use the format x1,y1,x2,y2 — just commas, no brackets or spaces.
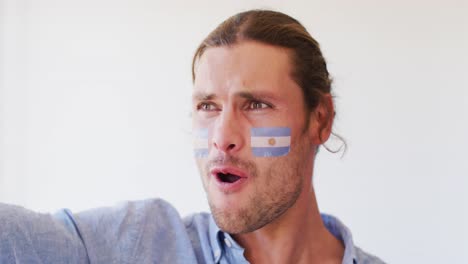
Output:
232,186,344,264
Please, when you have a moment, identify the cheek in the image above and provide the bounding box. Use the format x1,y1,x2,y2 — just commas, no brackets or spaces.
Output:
193,128,209,158
192,115,218,158
192,125,294,158
195,159,208,180
250,127,291,157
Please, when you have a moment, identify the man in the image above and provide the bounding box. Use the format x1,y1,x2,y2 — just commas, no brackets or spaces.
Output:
0,10,384,264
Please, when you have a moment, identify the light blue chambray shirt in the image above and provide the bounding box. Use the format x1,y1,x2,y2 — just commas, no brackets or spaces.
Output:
0,198,384,263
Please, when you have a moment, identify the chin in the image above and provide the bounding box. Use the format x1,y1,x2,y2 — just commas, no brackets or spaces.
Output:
208,188,241,210
209,205,248,234
207,192,259,234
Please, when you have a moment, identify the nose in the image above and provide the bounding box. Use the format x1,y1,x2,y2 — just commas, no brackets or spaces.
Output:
211,110,244,155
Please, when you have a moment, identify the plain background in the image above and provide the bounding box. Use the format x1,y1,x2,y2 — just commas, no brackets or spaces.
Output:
1,0,467,263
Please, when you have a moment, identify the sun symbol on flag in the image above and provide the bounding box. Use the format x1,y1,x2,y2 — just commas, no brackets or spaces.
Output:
268,138,276,146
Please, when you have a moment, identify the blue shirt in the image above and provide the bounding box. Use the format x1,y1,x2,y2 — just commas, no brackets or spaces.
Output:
0,198,384,263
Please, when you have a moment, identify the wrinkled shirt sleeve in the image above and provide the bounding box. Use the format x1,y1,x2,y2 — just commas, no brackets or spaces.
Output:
71,199,197,263
0,200,384,264
0,199,198,264
0,203,89,263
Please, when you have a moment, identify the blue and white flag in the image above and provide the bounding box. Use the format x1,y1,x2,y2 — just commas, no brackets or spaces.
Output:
251,127,291,157
193,128,209,158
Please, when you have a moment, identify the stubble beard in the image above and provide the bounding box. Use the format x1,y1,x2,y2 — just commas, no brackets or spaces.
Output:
202,139,308,235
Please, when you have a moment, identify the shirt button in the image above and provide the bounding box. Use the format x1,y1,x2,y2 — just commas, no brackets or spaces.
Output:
224,238,232,248
214,249,221,258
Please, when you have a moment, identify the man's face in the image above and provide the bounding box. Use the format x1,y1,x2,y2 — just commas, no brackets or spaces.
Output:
192,41,316,234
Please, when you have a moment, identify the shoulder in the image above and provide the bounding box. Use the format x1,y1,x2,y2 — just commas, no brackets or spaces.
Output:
72,197,187,239
183,211,211,229
183,212,219,263
75,197,179,220
72,198,187,232
355,246,387,264
182,212,213,247
71,198,198,263
320,213,386,264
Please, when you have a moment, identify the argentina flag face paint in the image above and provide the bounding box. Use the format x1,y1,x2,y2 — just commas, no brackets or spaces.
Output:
251,127,291,157
193,128,209,158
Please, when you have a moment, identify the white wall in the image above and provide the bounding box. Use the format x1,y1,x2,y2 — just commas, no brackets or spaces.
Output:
1,0,467,263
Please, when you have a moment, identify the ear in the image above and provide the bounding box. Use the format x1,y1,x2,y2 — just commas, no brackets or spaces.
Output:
308,93,334,145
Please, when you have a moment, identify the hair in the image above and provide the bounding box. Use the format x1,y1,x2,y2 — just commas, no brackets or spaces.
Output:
192,9,345,154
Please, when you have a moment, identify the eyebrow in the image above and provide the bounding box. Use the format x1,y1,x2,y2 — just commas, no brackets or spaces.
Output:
235,91,277,101
192,90,278,102
192,92,217,101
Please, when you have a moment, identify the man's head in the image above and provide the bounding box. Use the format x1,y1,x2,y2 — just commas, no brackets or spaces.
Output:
191,10,335,234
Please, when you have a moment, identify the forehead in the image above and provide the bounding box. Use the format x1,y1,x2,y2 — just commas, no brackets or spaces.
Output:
193,41,297,96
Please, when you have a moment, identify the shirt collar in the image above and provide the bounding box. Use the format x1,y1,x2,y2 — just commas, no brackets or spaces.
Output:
209,213,357,264
321,214,358,264
208,215,224,263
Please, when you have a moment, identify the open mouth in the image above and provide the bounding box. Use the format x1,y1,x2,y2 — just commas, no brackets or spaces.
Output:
210,166,248,192
216,172,242,183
